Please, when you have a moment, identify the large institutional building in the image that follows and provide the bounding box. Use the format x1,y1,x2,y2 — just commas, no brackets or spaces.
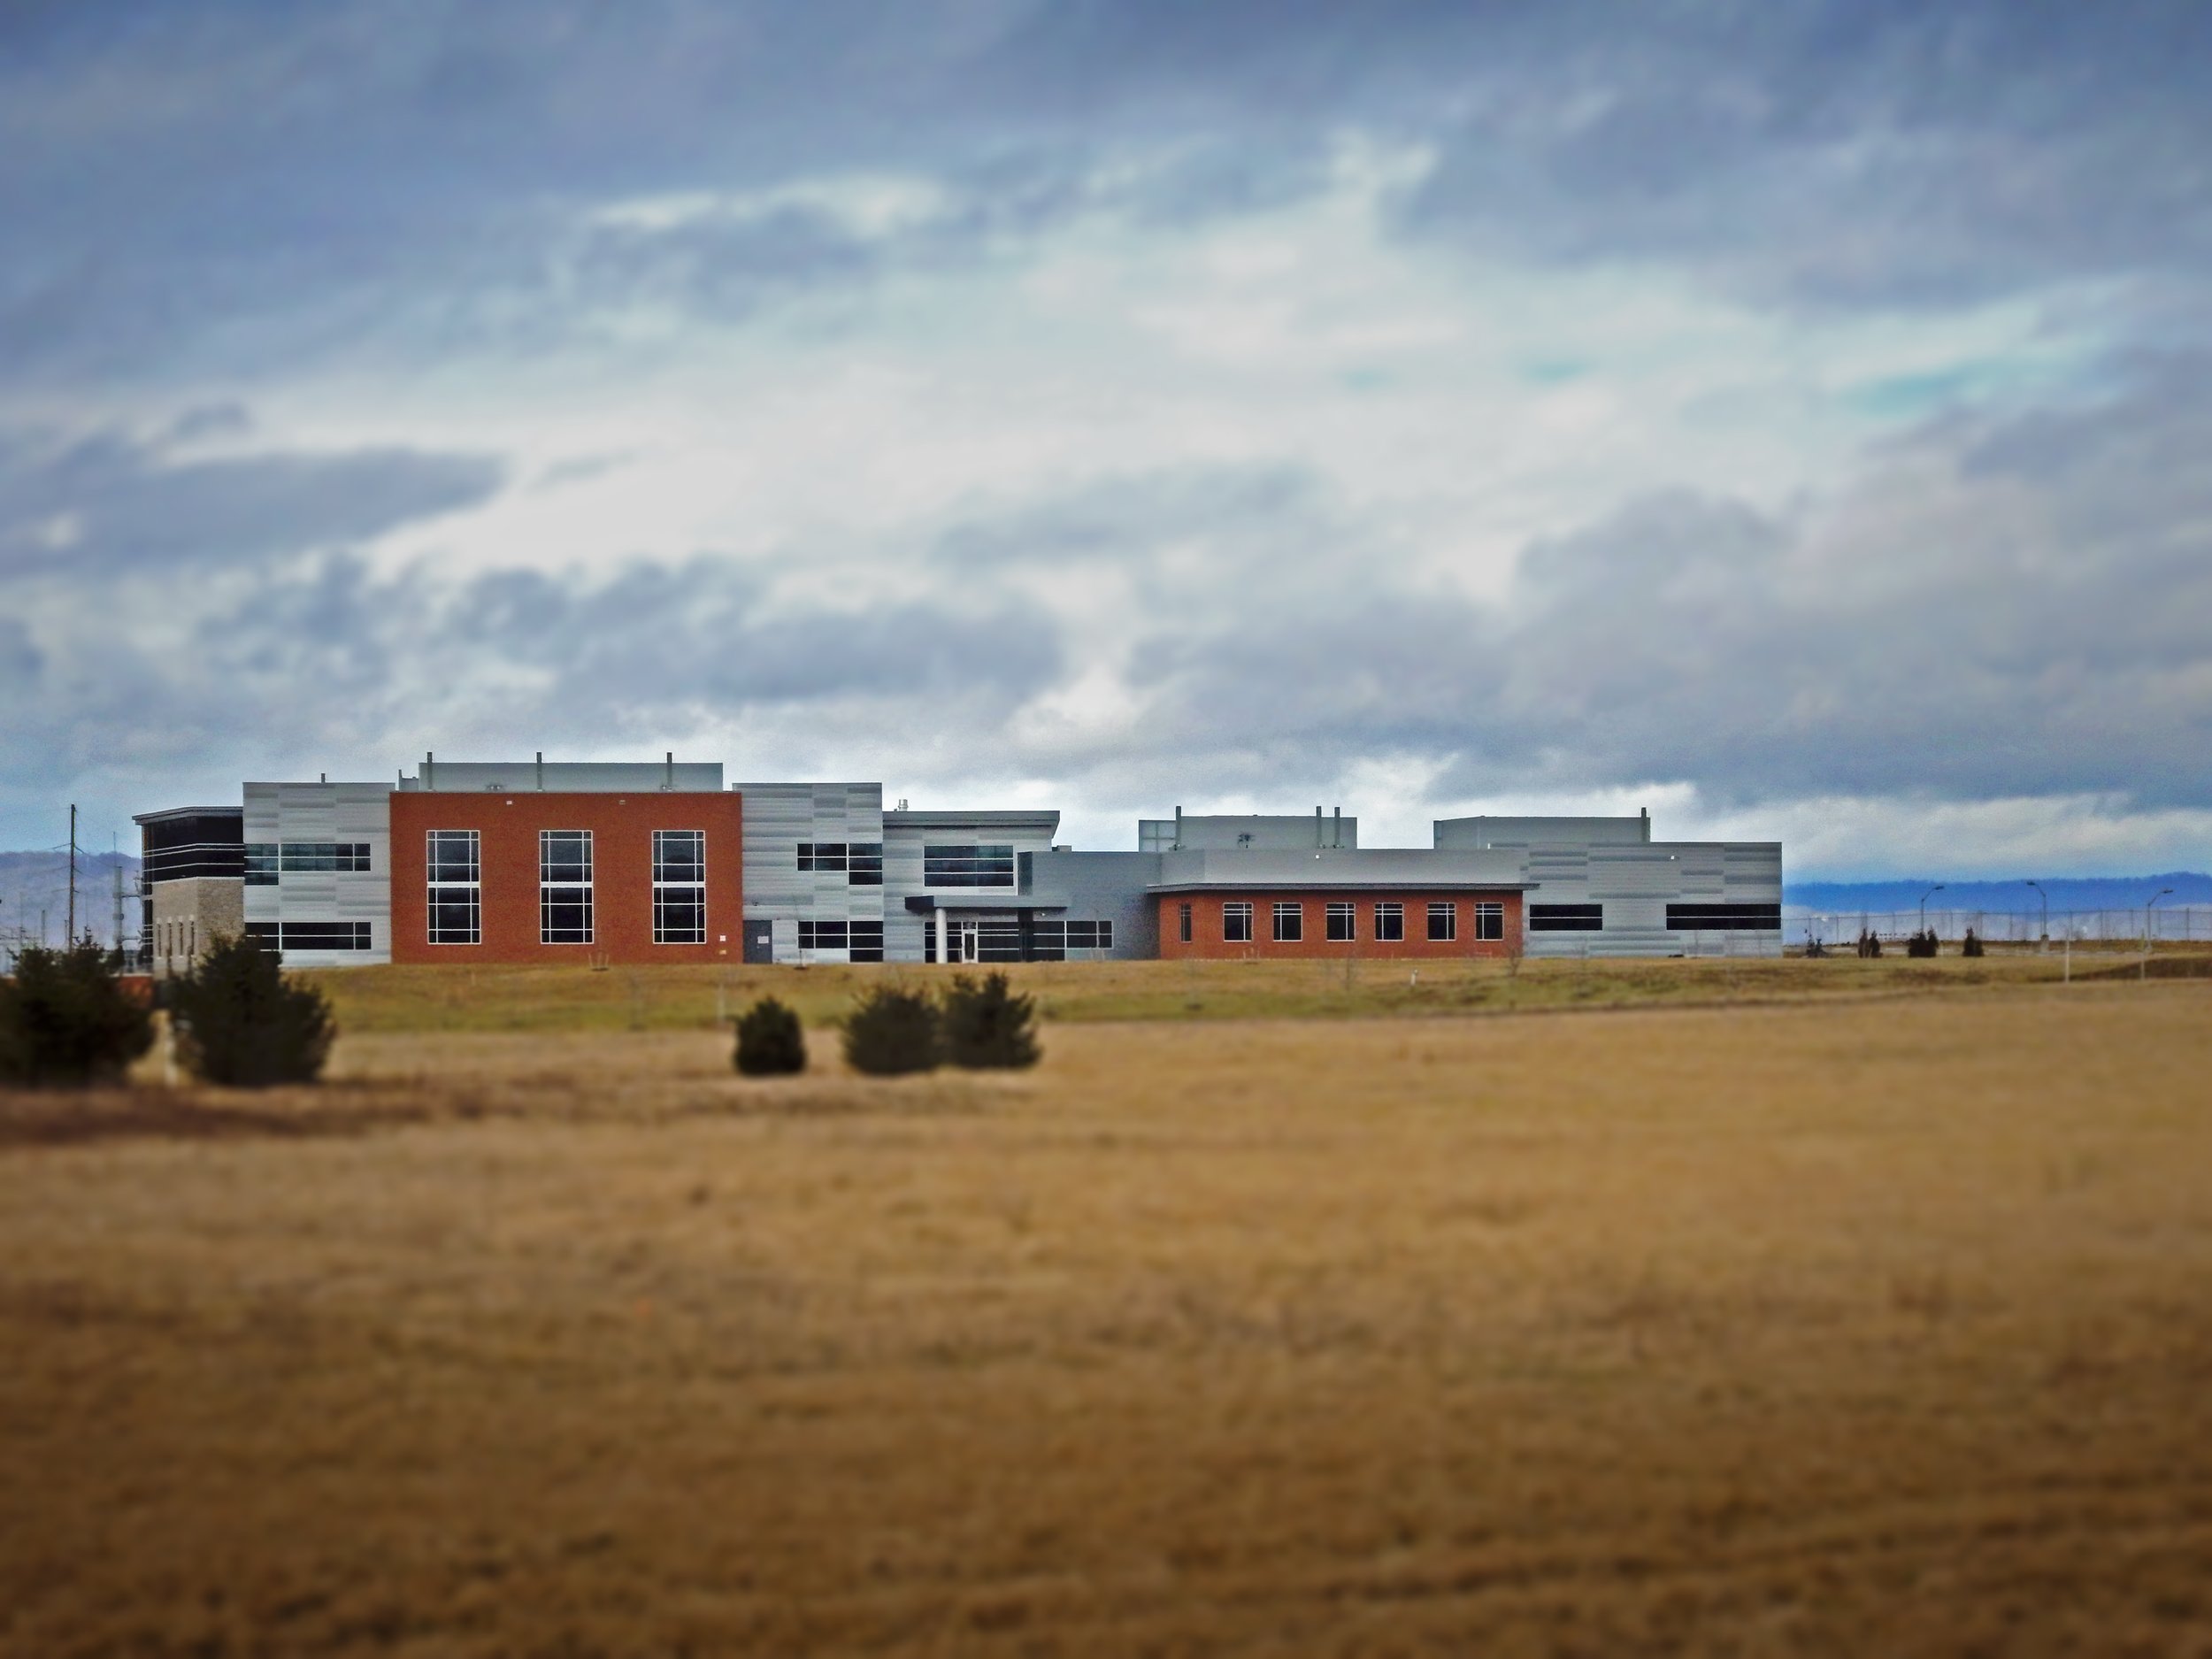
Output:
136,755,1782,973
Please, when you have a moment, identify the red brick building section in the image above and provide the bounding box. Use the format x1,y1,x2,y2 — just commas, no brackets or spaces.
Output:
1156,889,1524,960
388,791,744,964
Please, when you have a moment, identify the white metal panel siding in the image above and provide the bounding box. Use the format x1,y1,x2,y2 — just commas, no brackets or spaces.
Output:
735,782,886,962
250,782,394,965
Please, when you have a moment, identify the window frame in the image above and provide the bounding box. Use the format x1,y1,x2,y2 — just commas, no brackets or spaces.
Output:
1325,901,1356,942
1223,901,1254,943
652,829,707,946
1178,902,1193,944
922,843,1016,888
1427,901,1457,942
425,829,481,946
539,828,595,946
1272,901,1304,943
1373,901,1404,942
1473,900,1504,941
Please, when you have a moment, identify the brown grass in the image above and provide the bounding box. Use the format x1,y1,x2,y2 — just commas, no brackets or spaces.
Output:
289,945,2210,1035
4,980,2210,1655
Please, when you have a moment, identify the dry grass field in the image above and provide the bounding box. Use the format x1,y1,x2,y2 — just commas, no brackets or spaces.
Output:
4,968,2211,1655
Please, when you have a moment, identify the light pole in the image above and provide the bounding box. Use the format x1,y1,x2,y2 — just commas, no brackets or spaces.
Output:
1919,884,1945,937
2024,879,2048,952
2144,887,2176,979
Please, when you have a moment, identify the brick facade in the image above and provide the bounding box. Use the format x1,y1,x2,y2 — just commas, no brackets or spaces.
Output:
1156,889,1524,960
388,791,744,964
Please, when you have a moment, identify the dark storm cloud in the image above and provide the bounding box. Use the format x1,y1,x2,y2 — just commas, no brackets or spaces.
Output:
1398,3,2212,311
0,423,505,576
5,1,2207,382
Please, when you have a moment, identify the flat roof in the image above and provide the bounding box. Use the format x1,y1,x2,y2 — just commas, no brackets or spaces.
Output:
131,806,242,824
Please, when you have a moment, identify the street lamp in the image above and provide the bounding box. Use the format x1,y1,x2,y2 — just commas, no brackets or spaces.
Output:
2024,879,2048,951
2144,887,2176,977
1919,884,1946,935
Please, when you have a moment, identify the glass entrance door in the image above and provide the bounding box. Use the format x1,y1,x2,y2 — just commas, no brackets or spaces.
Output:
958,920,980,963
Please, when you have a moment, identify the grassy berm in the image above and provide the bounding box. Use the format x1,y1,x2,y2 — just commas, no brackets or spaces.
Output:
1,964,2208,1655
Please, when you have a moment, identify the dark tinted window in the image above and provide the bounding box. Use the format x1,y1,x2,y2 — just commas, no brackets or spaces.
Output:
924,844,1015,887
1224,902,1254,942
1374,902,1403,941
1530,903,1603,932
1666,902,1781,931
848,842,883,886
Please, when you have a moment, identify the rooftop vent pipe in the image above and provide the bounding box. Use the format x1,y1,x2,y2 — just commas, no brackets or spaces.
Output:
535,751,543,791
425,751,434,791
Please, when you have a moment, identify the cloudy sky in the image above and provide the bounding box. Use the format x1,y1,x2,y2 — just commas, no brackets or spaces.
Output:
4,1,2208,876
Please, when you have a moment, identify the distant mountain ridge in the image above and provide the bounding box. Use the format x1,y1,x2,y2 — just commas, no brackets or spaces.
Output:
0,850,142,950
1785,872,2212,915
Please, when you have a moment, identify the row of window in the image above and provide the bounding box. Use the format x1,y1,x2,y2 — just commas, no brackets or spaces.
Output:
923,843,1015,887
243,842,373,884
244,921,375,952
796,841,885,885
1667,902,1783,931
423,829,709,946
1181,899,1505,945
1529,903,1603,933
1030,919,1114,958
795,919,887,962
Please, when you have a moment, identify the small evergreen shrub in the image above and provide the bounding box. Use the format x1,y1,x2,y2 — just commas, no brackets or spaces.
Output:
169,933,335,1087
0,941,154,1087
733,996,806,1076
1905,928,1940,958
842,984,940,1076
1962,928,1985,958
940,972,1041,1070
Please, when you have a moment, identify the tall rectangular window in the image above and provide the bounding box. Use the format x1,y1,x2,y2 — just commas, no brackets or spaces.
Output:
1223,901,1254,942
653,830,706,945
1474,901,1504,941
1178,902,1193,944
426,830,480,945
540,829,594,945
848,842,883,886
1374,901,1404,942
924,844,1015,887
1272,902,1304,942
1325,901,1356,941
1427,902,1457,941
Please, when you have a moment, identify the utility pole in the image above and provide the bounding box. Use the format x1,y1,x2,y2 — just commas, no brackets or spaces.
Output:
66,804,77,945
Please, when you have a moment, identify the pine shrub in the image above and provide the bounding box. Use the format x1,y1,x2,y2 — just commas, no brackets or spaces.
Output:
842,984,940,1076
0,941,154,1087
169,933,335,1087
733,996,806,1076
1906,929,1940,958
1962,928,1985,958
940,972,1041,1070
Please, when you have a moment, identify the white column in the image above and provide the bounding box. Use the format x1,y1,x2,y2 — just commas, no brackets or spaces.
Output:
934,907,949,965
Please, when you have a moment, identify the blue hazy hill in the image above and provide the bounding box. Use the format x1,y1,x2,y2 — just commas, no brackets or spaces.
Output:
1785,872,2212,915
